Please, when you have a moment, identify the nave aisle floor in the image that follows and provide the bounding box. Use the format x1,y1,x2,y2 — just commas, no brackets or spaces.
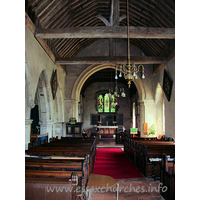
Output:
89,178,165,200
91,140,164,199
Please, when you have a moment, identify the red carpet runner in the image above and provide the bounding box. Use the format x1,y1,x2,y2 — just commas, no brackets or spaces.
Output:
93,148,144,179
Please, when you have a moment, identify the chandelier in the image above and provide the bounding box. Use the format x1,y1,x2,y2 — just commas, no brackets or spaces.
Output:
108,69,126,106
115,0,145,88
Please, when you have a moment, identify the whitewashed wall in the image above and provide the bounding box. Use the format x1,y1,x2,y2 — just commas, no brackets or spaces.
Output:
25,25,66,148
153,57,175,138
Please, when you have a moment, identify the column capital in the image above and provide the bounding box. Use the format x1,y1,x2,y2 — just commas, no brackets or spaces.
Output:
39,121,54,125
138,101,144,105
25,119,33,125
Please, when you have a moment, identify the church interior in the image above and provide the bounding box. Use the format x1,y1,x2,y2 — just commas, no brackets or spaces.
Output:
24,0,176,199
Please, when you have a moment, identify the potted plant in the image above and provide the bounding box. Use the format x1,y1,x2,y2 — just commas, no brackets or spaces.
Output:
148,124,156,136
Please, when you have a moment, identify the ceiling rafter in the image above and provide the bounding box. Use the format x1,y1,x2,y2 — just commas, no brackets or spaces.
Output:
39,0,61,24
41,1,69,28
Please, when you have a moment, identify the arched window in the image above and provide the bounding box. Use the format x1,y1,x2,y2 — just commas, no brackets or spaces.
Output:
98,94,103,112
97,93,116,113
111,94,116,113
104,93,110,112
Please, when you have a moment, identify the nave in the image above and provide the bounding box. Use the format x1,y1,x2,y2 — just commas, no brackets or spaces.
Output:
25,1,175,198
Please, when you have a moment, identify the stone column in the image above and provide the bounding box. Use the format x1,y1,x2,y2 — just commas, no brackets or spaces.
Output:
53,122,64,139
139,101,145,137
25,119,33,150
39,121,53,141
73,99,79,121
65,99,79,122
65,99,75,122
143,99,156,136
62,122,66,137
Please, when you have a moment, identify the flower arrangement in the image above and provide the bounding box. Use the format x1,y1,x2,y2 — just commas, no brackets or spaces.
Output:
148,124,156,136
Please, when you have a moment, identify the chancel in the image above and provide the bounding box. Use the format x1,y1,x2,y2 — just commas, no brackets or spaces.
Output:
25,0,175,199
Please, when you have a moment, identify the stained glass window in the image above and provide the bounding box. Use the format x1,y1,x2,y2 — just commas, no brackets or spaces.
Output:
97,93,116,113
98,94,103,112
111,94,116,112
104,93,110,112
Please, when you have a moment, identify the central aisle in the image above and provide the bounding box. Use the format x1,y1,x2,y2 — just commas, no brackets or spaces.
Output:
93,148,144,179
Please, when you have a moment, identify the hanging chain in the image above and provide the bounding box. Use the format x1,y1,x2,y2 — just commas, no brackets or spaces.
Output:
127,0,131,66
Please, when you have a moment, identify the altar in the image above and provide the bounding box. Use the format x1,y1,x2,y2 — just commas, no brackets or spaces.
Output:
97,126,118,135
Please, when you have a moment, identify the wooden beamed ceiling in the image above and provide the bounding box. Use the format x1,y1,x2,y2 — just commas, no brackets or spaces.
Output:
25,0,175,74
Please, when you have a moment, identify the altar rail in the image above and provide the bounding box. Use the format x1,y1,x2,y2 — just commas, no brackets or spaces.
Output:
97,126,118,135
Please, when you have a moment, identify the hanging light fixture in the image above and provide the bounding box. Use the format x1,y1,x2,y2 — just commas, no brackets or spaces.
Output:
115,0,145,88
115,68,126,98
108,68,126,102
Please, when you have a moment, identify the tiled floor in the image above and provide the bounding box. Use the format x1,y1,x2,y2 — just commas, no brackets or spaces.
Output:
89,140,164,200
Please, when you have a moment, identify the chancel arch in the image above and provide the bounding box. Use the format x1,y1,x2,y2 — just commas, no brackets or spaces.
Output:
71,64,147,118
71,64,147,134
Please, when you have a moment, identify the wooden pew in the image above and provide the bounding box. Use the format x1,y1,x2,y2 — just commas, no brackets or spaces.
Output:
26,137,97,174
124,134,158,164
25,156,89,187
141,142,175,177
124,135,175,177
25,173,78,200
160,154,175,200
116,131,125,144
25,137,97,199
29,134,48,148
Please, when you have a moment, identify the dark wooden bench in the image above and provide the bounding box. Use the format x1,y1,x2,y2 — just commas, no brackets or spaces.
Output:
124,136,175,178
124,134,159,164
140,142,175,177
26,137,97,174
25,156,89,187
29,134,48,148
116,131,125,144
25,173,78,200
160,154,175,200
